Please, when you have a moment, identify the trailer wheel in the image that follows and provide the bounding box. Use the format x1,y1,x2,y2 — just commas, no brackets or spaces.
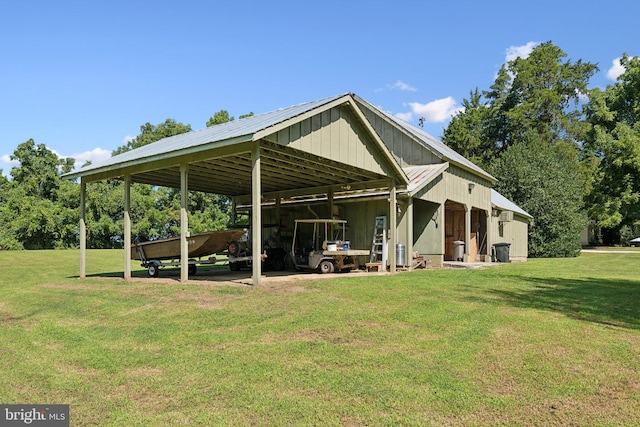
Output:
188,264,197,276
319,260,334,274
229,262,241,271
228,240,241,257
148,263,160,278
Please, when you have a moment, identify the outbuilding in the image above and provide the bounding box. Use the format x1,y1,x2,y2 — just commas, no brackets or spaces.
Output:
64,93,531,285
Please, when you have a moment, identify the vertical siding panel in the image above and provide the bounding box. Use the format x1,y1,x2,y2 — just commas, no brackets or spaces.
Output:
290,122,300,144
331,107,341,163
322,110,331,158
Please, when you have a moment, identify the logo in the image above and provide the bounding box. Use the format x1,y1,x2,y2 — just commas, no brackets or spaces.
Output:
0,405,69,427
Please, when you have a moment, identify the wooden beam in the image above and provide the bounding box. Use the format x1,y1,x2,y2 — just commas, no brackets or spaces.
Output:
407,197,414,270
124,174,132,280
251,144,262,286
235,178,392,205
389,179,397,273
65,138,253,183
180,164,189,283
80,178,86,279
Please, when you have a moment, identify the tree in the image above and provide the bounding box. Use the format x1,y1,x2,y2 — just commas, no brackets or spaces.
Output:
584,55,640,241
444,42,597,170
206,109,254,127
442,88,495,166
443,42,597,256
0,140,78,249
491,134,586,257
206,110,234,127
104,116,233,245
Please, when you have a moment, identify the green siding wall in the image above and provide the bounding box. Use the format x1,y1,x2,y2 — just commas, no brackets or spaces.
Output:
266,105,392,176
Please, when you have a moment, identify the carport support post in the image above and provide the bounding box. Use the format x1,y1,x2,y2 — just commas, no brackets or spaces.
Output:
124,174,132,280
464,204,471,262
251,144,262,286
79,178,86,279
485,209,492,262
180,164,189,283
407,197,414,270
389,179,397,273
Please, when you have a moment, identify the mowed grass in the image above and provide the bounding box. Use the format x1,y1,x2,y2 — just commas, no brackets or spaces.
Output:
1,250,639,426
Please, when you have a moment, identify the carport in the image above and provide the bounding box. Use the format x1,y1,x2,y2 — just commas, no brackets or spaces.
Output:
64,94,409,285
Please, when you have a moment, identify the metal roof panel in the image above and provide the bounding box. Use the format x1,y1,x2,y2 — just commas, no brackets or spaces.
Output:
491,189,532,218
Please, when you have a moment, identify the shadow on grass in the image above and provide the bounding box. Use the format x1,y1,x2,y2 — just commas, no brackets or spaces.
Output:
80,266,249,282
486,276,640,330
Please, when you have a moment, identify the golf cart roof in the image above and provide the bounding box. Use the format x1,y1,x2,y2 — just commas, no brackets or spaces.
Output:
294,219,347,224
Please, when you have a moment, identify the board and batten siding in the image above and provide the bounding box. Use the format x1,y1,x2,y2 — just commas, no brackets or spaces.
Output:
413,164,492,210
265,105,393,177
490,214,529,261
356,100,440,167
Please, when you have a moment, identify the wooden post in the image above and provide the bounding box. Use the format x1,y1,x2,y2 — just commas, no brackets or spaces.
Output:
464,204,471,263
251,143,262,286
231,197,237,227
407,197,414,270
123,174,131,280
79,178,86,279
486,208,493,262
180,164,189,283
328,186,334,219
389,180,397,273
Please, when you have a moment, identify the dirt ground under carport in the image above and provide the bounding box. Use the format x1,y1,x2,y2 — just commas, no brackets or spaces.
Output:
120,265,389,287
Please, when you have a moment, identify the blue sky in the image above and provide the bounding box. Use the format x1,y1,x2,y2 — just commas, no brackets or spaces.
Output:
1,0,638,176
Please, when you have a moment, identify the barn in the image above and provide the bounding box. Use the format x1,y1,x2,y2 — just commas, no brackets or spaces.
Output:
64,93,531,285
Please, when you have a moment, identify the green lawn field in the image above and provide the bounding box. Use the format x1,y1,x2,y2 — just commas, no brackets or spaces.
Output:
1,250,639,426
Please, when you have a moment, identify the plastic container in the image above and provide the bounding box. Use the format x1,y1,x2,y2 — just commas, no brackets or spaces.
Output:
493,243,511,262
453,240,465,261
396,243,406,266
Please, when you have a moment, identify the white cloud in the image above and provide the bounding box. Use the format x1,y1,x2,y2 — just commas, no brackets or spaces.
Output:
122,135,135,145
607,57,626,81
1,154,18,165
1,154,19,177
390,80,417,92
395,112,413,122
505,41,540,62
408,97,463,123
0,147,111,177
71,147,111,169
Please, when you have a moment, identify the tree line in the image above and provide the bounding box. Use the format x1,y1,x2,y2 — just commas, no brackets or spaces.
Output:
442,42,640,254
0,111,250,250
2,42,639,255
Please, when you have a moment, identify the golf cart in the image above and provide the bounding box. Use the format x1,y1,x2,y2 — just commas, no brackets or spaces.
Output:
291,219,369,273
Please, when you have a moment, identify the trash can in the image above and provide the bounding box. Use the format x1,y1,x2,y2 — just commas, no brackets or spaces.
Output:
396,243,406,267
493,242,511,262
453,240,465,261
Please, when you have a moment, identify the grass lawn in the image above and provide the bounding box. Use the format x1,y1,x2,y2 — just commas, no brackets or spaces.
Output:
1,250,639,426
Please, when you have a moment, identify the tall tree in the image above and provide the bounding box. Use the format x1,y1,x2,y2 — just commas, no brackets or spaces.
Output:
490,42,596,146
443,42,597,257
444,41,597,170
0,140,78,249
491,133,586,257
584,54,640,241
442,88,495,166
